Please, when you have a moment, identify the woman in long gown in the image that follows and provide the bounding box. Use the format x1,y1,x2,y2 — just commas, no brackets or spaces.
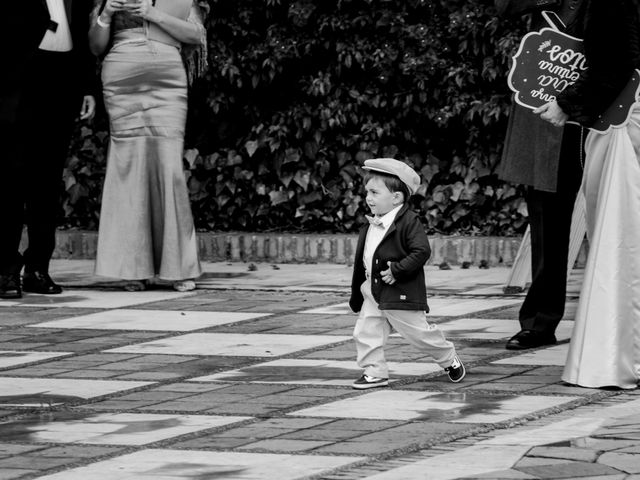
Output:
535,0,640,389
89,0,204,291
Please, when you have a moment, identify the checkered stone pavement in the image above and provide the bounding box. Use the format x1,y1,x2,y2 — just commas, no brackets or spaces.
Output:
0,264,637,480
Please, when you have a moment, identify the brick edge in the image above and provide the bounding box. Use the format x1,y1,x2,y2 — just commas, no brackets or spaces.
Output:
48,230,589,267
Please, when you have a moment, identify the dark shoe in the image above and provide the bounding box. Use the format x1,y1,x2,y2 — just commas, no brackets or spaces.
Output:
445,355,466,383
22,271,62,295
123,280,148,292
0,273,22,299
506,330,556,350
352,374,389,390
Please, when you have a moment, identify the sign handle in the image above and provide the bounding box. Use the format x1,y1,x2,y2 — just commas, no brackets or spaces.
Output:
541,11,566,32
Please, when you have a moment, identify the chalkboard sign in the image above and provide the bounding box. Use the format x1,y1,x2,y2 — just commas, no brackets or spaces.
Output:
508,21,640,133
508,27,585,111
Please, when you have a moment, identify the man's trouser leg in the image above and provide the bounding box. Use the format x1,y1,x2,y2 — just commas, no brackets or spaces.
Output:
20,50,78,273
0,121,26,277
519,125,583,335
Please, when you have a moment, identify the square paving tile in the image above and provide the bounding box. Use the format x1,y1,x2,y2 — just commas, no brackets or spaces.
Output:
0,377,153,407
105,333,350,357
0,290,195,309
29,310,271,332
439,319,574,341
301,302,354,315
364,444,531,480
493,344,569,366
189,359,441,385
0,351,73,369
302,298,521,316
36,449,365,479
481,416,608,447
0,412,250,445
290,391,580,423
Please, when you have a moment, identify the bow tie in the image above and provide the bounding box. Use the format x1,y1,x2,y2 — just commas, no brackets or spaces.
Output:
366,215,384,228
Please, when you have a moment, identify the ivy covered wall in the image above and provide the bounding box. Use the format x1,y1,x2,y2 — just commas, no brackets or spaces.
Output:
64,0,529,235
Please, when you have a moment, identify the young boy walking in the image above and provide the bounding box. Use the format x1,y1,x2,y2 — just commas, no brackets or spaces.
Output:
349,158,465,389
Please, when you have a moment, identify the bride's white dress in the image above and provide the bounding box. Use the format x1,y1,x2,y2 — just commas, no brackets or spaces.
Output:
562,107,640,389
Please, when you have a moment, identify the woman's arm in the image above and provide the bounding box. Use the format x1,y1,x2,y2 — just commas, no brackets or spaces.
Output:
131,0,205,45
88,0,127,56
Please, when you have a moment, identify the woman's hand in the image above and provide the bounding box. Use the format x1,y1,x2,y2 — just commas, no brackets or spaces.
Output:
127,0,161,22
102,0,127,18
533,101,569,127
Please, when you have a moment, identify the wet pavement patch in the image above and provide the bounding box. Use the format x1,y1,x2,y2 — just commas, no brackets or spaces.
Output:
0,412,250,445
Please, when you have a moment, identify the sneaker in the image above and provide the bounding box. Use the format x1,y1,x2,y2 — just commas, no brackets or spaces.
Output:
352,374,389,390
445,356,466,383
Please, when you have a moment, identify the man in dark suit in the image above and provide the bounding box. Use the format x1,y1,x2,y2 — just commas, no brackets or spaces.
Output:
0,0,97,299
495,0,586,349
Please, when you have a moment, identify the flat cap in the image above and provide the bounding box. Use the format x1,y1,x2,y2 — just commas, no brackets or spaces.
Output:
363,158,421,195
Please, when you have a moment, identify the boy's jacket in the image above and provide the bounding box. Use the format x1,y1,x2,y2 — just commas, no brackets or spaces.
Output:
350,204,431,313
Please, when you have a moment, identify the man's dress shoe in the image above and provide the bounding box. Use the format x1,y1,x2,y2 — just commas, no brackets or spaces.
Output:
506,329,556,350
0,273,22,299
22,271,63,295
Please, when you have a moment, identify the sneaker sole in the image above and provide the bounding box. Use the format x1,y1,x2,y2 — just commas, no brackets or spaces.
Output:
352,380,389,390
448,365,466,383
505,342,556,351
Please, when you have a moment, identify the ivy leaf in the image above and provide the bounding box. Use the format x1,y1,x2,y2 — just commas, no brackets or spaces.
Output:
517,199,529,217
184,148,199,168
269,189,289,206
280,172,294,187
64,171,77,191
245,140,259,157
293,170,310,190
284,148,300,164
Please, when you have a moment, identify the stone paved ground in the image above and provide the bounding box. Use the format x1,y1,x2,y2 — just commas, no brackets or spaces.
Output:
0,260,638,479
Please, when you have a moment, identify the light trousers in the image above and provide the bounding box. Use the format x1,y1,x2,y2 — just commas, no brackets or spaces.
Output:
353,279,456,378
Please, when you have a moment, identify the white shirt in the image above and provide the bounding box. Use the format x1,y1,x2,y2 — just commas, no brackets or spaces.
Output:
39,0,73,52
363,205,402,277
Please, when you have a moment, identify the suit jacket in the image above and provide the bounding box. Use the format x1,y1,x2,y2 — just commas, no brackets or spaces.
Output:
495,0,586,192
0,0,97,123
349,204,431,313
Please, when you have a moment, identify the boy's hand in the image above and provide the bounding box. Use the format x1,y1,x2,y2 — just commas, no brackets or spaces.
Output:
381,261,396,284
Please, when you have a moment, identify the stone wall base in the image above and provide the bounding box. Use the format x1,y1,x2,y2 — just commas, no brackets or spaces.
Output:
49,230,588,267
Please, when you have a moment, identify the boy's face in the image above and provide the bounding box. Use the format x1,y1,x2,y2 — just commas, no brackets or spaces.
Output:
365,177,402,217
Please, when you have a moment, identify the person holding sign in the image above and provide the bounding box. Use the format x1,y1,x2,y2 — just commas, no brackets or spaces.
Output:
535,0,640,389
495,0,587,351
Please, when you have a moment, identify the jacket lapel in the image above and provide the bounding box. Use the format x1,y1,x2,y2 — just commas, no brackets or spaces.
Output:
64,0,73,24
380,204,408,242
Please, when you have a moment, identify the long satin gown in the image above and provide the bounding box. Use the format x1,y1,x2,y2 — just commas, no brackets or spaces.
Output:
562,107,640,389
95,17,201,281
